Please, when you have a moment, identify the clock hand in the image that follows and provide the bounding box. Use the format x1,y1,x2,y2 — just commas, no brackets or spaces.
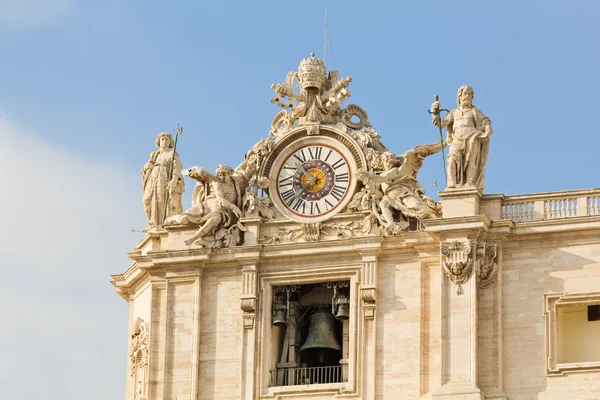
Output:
291,174,316,202
296,164,315,181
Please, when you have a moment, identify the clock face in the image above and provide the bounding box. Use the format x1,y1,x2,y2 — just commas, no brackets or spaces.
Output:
276,144,352,218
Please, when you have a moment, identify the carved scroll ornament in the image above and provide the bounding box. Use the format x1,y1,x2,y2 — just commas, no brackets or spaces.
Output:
441,241,473,294
476,244,498,289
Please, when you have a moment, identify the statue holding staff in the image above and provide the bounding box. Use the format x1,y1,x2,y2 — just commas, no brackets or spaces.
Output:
141,132,184,228
430,85,492,191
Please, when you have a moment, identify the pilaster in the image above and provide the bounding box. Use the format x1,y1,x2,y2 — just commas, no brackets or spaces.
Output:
356,241,381,400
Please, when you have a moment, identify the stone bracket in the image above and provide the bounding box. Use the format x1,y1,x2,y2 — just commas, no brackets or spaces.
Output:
241,265,259,329
476,243,498,289
360,256,378,319
441,240,474,294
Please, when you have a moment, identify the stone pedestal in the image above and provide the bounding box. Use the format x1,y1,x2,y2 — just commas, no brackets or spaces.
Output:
439,187,482,218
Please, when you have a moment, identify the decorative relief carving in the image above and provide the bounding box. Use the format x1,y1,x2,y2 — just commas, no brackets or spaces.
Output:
360,259,377,319
269,53,354,135
129,318,149,400
258,217,380,245
241,266,258,329
476,243,499,289
441,241,474,294
302,223,321,242
341,104,371,130
361,288,376,304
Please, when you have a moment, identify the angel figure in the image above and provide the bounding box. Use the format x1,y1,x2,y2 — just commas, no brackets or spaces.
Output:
357,141,445,231
176,165,245,246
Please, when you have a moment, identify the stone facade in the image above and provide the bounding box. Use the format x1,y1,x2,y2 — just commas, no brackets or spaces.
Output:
112,54,600,399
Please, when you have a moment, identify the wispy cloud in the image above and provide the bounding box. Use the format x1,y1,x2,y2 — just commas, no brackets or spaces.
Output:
0,114,142,399
0,0,75,27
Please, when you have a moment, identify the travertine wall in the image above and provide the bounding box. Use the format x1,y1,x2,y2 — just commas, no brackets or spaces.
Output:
502,233,600,400
375,254,423,400
120,225,600,400
198,268,243,400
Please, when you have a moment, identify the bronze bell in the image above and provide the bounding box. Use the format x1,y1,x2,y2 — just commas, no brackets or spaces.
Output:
335,296,350,320
300,311,342,366
272,304,287,326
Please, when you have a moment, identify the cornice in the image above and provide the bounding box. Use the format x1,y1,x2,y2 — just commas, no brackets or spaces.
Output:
422,215,491,236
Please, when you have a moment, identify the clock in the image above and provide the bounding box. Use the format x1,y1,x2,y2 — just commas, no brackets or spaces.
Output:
266,131,363,223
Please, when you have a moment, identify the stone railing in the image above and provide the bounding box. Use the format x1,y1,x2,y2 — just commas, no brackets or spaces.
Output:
500,189,600,222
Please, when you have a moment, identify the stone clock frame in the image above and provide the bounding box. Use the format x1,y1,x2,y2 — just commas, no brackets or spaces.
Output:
262,126,367,223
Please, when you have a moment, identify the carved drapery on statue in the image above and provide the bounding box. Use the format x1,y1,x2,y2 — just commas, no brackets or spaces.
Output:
141,133,184,228
431,85,492,191
164,138,275,249
129,318,149,400
351,142,443,234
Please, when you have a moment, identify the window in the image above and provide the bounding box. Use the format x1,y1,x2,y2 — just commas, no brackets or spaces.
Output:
545,292,600,375
269,282,350,387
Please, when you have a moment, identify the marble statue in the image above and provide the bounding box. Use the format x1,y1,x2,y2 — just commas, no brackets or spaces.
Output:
356,142,444,231
179,165,245,246
431,85,492,190
165,138,272,247
141,132,184,228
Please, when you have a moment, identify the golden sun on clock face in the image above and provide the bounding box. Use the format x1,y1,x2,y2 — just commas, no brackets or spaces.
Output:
276,144,351,217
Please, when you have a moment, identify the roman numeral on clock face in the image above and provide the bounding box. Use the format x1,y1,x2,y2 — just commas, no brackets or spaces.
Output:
336,172,349,183
291,198,305,214
331,158,346,170
279,175,293,187
281,189,295,204
307,146,323,160
330,185,347,201
293,149,307,163
310,202,321,215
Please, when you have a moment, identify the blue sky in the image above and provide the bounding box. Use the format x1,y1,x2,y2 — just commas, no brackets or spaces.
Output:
1,1,598,398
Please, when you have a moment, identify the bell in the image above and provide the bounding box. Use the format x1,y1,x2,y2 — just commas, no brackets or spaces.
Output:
300,311,341,366
272,304,287,326
335,297,350,321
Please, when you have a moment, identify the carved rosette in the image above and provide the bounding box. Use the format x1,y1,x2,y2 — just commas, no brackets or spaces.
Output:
476,243,499,289
129,318,149,400
441,241,474,294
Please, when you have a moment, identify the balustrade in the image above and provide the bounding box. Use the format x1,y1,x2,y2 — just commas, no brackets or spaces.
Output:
500,189,600,222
